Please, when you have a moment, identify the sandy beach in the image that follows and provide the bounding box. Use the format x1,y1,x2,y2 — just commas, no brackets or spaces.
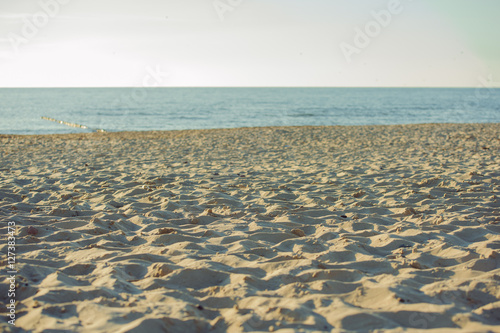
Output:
1,123,499,332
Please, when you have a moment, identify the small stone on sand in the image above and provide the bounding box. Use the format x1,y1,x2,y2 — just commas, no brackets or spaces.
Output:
291,229,306,237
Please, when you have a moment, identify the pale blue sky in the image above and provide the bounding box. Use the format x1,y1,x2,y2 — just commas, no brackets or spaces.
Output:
0,0,499,87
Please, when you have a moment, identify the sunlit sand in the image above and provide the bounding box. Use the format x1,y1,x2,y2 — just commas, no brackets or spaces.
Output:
1,123,499,332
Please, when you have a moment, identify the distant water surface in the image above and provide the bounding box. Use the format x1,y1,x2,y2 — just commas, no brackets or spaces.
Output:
0,88,499,134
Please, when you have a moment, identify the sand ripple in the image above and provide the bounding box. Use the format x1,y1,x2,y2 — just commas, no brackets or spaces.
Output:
1,124,499,332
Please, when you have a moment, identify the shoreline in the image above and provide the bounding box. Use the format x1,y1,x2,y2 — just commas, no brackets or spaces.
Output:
1,121,499,138
1,123,499,332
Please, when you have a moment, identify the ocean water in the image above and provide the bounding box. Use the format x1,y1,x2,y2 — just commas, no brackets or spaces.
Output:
0,88,499,135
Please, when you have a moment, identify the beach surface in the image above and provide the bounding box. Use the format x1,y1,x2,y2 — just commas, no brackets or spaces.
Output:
1,123,499,332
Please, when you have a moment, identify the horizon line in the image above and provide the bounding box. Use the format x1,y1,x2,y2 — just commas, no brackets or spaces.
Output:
1,86,498,89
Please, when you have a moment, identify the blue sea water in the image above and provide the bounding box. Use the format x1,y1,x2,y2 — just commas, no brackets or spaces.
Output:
0,88,499,135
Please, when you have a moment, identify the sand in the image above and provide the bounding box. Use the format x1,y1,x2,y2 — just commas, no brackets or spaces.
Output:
1,123,499,332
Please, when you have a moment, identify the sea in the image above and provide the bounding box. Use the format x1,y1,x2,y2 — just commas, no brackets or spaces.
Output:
1,88,499,135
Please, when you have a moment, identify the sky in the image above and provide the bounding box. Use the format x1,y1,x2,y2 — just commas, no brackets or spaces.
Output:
0,0,499,87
